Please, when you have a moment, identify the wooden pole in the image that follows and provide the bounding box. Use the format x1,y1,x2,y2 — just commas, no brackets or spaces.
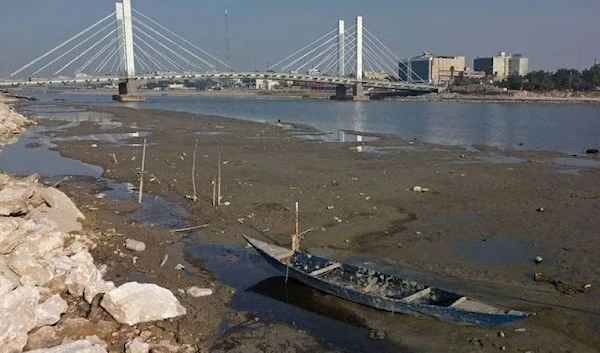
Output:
112,153,118,164
217,153,222,205
192,139,198,202
138,139,147,204
212,179,217,207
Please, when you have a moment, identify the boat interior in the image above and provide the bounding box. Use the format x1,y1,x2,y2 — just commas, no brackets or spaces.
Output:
289,251,513,314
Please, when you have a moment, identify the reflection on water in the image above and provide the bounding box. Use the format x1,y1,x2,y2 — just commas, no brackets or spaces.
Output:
28,93,600,154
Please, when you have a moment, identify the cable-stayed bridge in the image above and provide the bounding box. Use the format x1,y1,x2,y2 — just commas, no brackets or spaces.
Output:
0,0,443,100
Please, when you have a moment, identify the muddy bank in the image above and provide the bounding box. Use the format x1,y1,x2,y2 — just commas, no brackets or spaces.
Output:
1,98,597,351
28,101,598,352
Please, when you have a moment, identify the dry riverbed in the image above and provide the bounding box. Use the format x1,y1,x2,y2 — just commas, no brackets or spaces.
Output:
2,95,600,352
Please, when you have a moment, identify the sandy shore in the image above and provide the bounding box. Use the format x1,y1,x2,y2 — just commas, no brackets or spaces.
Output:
10,101,600,352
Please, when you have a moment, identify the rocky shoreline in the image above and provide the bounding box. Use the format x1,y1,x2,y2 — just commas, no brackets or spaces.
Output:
0,96,204,352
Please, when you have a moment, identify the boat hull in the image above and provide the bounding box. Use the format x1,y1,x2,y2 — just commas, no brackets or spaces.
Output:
248,238,532,326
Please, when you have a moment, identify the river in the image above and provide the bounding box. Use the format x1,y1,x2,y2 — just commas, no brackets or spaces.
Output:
34,92,600,154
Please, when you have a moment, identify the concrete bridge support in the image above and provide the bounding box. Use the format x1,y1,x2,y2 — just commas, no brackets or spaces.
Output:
113,0,145,102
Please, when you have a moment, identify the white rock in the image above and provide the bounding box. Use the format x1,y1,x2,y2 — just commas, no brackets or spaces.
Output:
8,254,54,287
46,256,75,276
0,256,20,285
12,229,64,259
0,217,23,254
101,282,186,325
0,271,18,298
185,286,213,297
0,287,39,352
125,239,146,252
0,185,35,216
35,294,68,327
412,186,423,192
65,251,101,297
535,256,543,264
84,280,116,304
0,310,29,353
27,187,85,233
25,339,108,353
125,338,150,353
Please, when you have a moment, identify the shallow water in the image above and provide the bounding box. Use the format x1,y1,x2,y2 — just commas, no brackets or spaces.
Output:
32,92,600,154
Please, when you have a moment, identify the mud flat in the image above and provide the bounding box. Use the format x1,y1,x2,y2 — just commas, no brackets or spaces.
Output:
5,99,600,352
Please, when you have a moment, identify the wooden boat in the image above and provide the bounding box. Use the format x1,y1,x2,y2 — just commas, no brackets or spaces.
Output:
243,236,534,326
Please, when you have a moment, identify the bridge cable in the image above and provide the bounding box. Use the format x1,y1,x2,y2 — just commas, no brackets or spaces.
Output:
52,27,119,76
133,26,201,71
133,43,169,72
268,28,337,71
133,33,184,71
134,18,215,70
281,34,338,72
31,20,116,77
10,12,115,77
132,9,231,70
76,36,119,74
94,45,122,74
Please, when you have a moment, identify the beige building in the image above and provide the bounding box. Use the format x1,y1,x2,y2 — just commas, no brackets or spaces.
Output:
474,52,529,80
399,53,466,85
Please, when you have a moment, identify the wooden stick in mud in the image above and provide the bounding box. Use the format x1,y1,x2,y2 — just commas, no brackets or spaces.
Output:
169,224,210,233
292,202,300,251
112,153,118,164
212,179,217,207
138,139,147,204
192,139,198,202
217,153,222,205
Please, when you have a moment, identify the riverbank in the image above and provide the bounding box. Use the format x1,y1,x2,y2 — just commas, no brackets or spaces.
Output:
30,101,600,352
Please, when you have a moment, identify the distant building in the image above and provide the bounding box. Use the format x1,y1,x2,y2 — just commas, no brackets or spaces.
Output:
364,71,389,81
254,79,279,90
474,52,529,80
399,52,466,85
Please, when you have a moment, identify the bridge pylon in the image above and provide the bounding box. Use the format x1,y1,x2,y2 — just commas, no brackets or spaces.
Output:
113,0,145,102
330,16,369,101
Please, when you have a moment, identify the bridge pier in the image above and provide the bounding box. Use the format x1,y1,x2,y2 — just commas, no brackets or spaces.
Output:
330,83,369,101
112,79,145,102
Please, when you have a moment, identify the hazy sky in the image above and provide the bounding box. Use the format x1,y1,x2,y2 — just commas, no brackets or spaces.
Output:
0,0,598,76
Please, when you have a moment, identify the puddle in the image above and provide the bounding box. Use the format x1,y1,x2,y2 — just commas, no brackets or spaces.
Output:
452,153,527,165
0,126,103,178
185,239,410,353
23,105,121,130
339,130,379,143
54,132,150,146
352,145,426,154
454,238,547,267
103,180,190,229
552,157,600,169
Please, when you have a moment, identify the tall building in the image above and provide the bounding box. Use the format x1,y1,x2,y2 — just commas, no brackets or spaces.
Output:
474,52,529,80
399,52,466,85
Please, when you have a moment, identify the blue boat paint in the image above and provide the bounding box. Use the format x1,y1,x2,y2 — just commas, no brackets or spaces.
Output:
244,236,534,327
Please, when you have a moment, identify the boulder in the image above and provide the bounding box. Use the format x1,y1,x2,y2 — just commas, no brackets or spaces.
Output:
0,217,23,254
125,338,150,353
25,326,60,351
0,286,39,353
0,272,18,297
25,339,108,353
84,280,116,304
0,256,20,289
65,251,101,297
8,254,54,287
34,294,68,327
101,282,186,325
0,184,35,216
28,187,85,233
12,230,64,259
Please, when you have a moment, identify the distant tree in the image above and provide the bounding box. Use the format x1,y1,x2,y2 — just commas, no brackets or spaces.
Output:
582,65,600,90
525,71,555,91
